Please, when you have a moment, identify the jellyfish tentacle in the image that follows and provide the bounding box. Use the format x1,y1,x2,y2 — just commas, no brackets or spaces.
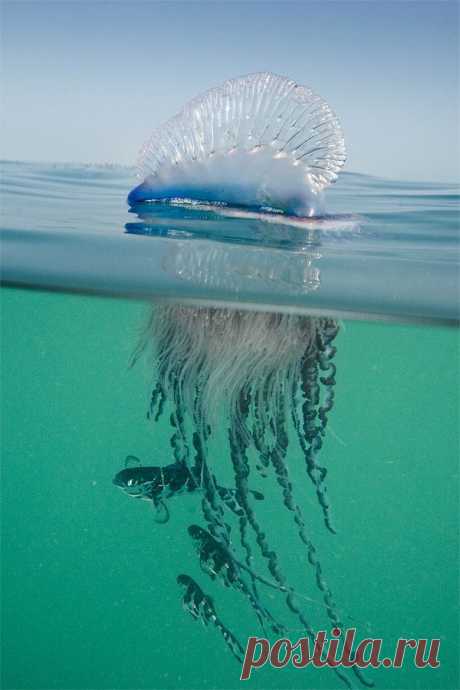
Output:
229,391,307,596
229,391,356,690
317,319,340,437
277,393,374,689
153,497,170,524
170,359,235,543
225,387,276,634
252,385,272,475
147,381,166,422
234,515,288,635
190,523,325,605
235,562,287,636
318,361,336,430
190,379,252,550
129,308,156,370
293,321,338,534
229,393,315,620
230,427,290,589
169,413,185,466
147,313,182,423
212,526,285,635
192,430,232,547
237,515,269,635
214,484,289,634
271,391,342,629
236,559,337,612
230,431,352,688
189,523,289,636
302,355,334,531
169,374,192,469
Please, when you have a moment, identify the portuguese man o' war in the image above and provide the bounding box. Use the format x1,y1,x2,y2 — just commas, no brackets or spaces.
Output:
120,73,372,688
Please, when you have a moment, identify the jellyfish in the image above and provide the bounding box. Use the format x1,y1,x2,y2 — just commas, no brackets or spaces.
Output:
124,73,371,688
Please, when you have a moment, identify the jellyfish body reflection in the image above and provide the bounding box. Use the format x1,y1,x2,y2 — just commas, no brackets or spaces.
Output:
120,73,371,688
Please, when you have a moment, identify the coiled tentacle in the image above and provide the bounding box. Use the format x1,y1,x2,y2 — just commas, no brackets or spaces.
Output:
270,390,343,628
317,320,340,438
228,391,356,689
146,382,165,422
169,375,191,467
252,384,272,476
292,319,340,534
237,513,271,634
193,431,231,547
273,390,373,690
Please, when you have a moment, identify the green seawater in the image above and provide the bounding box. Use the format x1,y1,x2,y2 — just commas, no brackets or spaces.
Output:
1,287,459,690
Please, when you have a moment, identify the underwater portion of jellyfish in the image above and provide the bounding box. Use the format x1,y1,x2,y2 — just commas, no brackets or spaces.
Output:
119,73,372,688
127,307,374,689
132,306,340,540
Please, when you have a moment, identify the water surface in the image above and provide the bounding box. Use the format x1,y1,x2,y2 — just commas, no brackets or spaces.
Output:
1,160,458,324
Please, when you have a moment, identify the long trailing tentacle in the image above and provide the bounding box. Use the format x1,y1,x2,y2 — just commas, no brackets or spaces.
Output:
301,351,334,532
232,389,278,635
191,523,336,610
232,562,286,636
228,390,354,690
199,535,287,636
236,554,341,613
207,477,287,635
192,430,232,547
271,385,373,688
215,485,272,635
271,388,342,628
191,525,289,636
238,514,271,635
190,348,239,548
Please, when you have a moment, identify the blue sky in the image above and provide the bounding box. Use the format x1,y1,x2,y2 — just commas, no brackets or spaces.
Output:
2,1,458,182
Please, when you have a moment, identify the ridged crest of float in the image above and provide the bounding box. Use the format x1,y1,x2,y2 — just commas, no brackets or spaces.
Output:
129,73,346,216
